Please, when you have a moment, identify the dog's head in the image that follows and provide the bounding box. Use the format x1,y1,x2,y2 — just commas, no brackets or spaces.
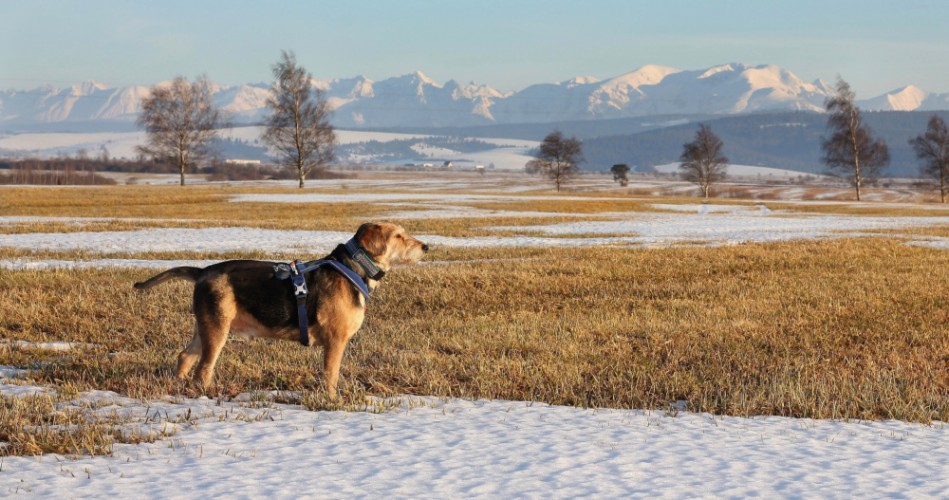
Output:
355,222,428,269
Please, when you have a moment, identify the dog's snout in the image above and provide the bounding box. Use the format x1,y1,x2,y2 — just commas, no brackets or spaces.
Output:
421,244,429,252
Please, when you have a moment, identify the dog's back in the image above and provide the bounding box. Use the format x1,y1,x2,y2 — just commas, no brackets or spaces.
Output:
134,260,276,290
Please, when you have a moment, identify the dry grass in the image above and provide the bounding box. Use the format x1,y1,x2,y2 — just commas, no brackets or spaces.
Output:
1,240,946,426
0,391,174,457
2,183,949,457
0,186,630,237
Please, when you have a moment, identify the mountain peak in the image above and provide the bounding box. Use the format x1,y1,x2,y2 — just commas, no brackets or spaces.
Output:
2,64,946,129
560,76,600,88
606,65,680,88
698,63,747,79
407,70,437,86
70,80,110,95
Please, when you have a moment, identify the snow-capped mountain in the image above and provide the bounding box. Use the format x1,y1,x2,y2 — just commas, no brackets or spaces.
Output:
0,81,151,124
1,63,946,130
327,71,510,127
490,63,831,123
856,85,949,112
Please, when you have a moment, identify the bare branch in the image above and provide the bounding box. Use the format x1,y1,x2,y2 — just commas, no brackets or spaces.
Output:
262,50,337,188
910,114,949,202
136,76,226,186
526,130,584,192
820,77,889,201
679,124,728,198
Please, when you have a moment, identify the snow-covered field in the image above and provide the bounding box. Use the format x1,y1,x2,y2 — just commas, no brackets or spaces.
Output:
653,162,820,180
0,126,539,170
1,377,946,498
2,189,949,497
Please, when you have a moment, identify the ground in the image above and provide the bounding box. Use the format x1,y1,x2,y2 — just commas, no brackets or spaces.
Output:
1,171,947,497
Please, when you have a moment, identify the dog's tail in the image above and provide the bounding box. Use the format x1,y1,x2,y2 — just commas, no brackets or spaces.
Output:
133,267,203,290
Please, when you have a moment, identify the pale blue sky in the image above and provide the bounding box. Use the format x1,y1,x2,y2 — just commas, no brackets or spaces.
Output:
2,0,948,97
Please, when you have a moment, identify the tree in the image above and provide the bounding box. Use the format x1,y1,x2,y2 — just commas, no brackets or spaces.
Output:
820,78,889,201
136,76,224,186
679,124,727,198
610,163,630,187
525,130,583,192
910,114,949,203
262,50,336,188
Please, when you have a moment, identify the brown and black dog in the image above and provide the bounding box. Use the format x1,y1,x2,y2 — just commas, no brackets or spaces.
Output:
134,222,428,396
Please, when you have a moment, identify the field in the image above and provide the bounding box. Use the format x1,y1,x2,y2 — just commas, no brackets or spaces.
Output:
1,172,948,496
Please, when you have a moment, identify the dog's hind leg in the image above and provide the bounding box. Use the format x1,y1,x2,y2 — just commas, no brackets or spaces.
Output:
176,328,202,380
193,316,231,387
191,280,236,387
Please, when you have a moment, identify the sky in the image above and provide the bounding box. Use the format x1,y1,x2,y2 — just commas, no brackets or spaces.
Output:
2,0,948,97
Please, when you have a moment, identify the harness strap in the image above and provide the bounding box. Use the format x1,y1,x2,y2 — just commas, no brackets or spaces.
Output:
288,260,310,346
274,258,372,347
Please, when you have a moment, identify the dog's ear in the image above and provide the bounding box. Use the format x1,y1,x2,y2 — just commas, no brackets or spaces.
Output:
357,222,388,257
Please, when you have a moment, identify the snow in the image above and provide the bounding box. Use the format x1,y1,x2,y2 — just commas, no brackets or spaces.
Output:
0,380,946,497
860,85,930,111
0,126,538,171
228,193,616,204
0,258,217,271
4,205,949,256
1,340,91,352
653,162,817,180
0,130,147,159
3,200,949,496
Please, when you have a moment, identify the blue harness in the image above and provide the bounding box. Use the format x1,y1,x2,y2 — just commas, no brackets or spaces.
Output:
273,248,375,346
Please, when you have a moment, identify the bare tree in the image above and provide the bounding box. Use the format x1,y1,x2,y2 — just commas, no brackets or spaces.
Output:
525,130,583,192
910,114,949,203
262,50,336,188
679,124,728,198
611,163,630,187
821,78,889,201
136,76,224,186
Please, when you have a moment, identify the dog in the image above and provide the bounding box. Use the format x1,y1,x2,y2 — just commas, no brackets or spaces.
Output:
133,222,428,396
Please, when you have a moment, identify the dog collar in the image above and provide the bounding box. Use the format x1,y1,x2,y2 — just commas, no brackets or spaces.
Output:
344,238,386,281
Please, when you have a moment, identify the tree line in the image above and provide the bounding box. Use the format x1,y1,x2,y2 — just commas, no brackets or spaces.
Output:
526,77,949,202
580,111,949,178
136,50,335,188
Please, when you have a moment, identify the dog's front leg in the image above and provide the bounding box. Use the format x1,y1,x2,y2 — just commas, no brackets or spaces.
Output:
322,337,350,398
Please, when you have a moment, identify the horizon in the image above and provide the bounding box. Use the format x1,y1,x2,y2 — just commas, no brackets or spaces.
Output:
3,1,949,97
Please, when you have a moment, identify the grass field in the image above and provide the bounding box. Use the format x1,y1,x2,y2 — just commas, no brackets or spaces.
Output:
1,179,948,455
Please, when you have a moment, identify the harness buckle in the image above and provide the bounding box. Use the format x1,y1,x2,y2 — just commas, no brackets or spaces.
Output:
289,260,308,298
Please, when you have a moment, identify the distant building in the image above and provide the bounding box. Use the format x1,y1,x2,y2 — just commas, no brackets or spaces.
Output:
225,159,262,165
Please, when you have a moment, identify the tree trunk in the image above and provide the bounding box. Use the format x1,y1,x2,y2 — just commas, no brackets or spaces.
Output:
850,110,861,201
298,167,305,189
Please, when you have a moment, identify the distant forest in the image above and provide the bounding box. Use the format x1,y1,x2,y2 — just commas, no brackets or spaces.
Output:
373,110,949,177
336,136,505,163
581,111,949,176
0,157,315,184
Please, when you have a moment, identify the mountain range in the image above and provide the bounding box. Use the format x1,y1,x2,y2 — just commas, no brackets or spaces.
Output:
2,63,949,131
